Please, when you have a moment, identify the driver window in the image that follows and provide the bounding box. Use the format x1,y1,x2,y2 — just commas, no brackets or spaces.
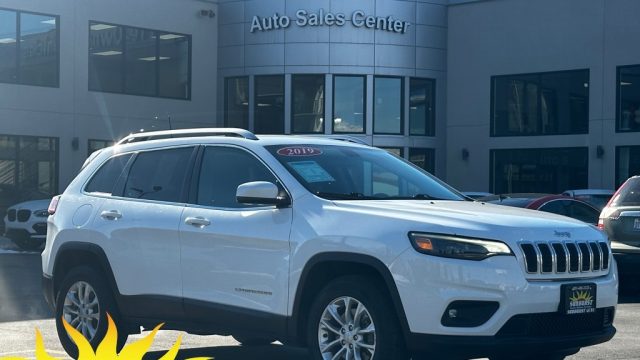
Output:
197,147,278,208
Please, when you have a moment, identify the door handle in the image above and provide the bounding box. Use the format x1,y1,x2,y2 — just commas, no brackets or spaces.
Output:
185,216,211,227
100,210,122,220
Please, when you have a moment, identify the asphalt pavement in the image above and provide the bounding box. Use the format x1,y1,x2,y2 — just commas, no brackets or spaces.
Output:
0,242,638,360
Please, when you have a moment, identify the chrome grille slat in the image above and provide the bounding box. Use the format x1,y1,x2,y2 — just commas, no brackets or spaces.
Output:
519,241,611,276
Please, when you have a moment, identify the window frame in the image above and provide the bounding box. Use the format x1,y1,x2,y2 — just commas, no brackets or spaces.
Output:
616,64,640,133
373,75,405,135
409,77,436,137
224,76,249,129
188,144,292,210
332,74,367,134
490,69,590,137
0,7,60,88
88,20,192,100
291,74,326,135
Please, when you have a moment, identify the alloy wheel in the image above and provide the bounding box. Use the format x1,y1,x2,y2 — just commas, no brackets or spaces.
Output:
62,281,101,341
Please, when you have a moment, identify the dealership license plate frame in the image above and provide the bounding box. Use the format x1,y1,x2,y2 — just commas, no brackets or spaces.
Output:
562,283,597,315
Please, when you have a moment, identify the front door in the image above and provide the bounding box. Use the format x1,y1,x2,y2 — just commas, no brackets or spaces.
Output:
180,146,292,333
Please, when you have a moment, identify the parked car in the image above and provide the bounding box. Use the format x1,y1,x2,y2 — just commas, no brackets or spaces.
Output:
481,194,601,225
462,191,494,200
43,129,617,360
3,199,51,251
562,189,615,211
599,176,640,277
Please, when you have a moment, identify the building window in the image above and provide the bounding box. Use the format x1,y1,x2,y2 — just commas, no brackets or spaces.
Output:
0,135,58,231
333,75,365,133
617,65,640,132
254,75,284,134
89,21,191,100
0,9,59,87
292,75,325,134
409,148,435,175
88,139,114,156
490,147,588,194
409,78,435,136
380,147,404,158
224,77,249,129
374,76,404,135
491,70,589,136
616,146,640,187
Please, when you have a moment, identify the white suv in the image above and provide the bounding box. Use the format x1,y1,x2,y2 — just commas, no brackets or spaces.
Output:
43,129,617,360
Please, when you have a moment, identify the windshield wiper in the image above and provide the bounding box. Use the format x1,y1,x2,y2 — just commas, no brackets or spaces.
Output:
315,192,372,200
384,194,446,201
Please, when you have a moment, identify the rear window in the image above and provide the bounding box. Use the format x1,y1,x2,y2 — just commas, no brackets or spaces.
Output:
612,178,640,206
85,154,133,195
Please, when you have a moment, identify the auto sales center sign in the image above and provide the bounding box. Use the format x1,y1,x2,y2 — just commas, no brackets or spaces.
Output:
250,9,411,34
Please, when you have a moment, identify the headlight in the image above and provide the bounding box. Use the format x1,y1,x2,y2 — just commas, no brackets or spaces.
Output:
34,209,49,218
408,232,513,261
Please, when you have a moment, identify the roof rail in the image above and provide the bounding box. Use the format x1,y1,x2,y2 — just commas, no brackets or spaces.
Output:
117,128,259,145
294,135,369,146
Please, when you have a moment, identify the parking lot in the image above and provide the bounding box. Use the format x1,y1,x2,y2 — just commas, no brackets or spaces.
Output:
0,241,638,360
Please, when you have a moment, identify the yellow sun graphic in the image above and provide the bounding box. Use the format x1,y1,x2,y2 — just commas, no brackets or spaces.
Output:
569,290,594,302
0,314,210,360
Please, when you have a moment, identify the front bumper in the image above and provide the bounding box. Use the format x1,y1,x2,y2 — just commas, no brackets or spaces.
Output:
389,248,618,355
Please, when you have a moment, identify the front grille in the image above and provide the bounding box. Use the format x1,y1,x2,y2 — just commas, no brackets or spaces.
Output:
520,241,610,275
497,307,614,338
17,209,31,222
7,209,16,222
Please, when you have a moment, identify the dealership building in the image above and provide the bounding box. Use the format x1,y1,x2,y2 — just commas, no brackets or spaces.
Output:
0,0,639,211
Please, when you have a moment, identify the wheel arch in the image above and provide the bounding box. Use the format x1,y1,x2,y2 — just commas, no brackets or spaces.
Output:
288,252,411,346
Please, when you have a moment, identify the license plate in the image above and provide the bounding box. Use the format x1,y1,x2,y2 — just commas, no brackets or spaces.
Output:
634,218,640,230
562,283,597,315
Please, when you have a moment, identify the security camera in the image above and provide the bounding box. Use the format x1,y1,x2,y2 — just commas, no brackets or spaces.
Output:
200,9,215,18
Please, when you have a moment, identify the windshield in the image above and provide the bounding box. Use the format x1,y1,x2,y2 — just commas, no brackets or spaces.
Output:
267,145,465,201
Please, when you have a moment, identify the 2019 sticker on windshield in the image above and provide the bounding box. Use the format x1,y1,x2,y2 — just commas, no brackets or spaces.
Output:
289,161,335,183
277,146,323,156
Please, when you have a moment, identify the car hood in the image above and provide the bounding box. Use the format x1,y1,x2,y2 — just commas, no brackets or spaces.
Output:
7,199,51,211
332,200,605,243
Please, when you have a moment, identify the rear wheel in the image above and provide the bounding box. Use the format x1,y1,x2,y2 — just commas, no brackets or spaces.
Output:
306,275,408,360
55,266,128,358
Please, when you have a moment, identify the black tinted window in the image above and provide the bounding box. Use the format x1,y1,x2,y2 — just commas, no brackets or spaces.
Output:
197,147,278,208
613,178,640,206
567,201,599,224
538,200,567,216
123,148,193,202
85,154,132,195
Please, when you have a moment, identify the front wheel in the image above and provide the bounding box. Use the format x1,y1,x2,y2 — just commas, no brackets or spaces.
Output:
306,276,408,360
55,266,128,358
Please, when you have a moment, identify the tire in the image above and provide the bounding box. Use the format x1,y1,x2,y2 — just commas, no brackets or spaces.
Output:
232,335,275,346
306,275,408,360
54,266,128,358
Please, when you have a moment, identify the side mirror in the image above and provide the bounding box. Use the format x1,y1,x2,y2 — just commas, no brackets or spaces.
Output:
236,181,291,207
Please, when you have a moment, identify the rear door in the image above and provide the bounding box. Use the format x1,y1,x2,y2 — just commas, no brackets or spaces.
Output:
179,145,292,333
94,146,196,319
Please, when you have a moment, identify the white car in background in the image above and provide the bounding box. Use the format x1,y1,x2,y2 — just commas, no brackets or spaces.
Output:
4,199,51,251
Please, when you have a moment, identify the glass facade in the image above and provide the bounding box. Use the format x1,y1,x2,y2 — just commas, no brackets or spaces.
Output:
0,9,59,87
491,147,588,194
89,21,191,99
254,75,285,134
409,148,435,175
616,146,640,187
617,65,640,132
292,74,325,134
380,147,404,158
409,78,436,136
374,76,403,134
224,76,249,129
333,75,365,133
88,139,113,156
491,70,589,136
0,135,58,231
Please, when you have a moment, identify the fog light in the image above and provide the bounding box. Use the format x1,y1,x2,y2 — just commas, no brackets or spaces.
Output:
441,301,499,327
